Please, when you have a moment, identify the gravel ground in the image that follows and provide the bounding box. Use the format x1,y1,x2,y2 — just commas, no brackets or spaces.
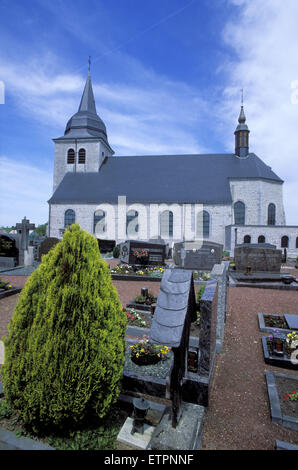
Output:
0,264,298,450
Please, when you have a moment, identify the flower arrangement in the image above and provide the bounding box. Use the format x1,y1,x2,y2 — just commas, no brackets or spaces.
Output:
286,332,298,346
130,335,170,365
124,308,147,327
0,277,12,290
284,391,298,401
133,291,157,305
133,249,149,259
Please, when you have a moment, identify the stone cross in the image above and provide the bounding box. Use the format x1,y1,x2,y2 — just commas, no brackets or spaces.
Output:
15,217,35,265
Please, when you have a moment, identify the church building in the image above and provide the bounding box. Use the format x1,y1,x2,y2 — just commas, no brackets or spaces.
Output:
48,72,298,257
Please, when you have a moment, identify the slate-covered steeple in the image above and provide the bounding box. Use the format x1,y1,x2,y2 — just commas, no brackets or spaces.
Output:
63,72,110,146
234,105,250,158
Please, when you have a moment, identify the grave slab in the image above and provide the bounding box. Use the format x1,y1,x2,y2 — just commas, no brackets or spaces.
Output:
284,314,298,331
149,402,204,450
117,417,155,450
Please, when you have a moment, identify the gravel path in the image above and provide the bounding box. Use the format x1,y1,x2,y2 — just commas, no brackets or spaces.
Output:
201,286,298,450
0,266,298,450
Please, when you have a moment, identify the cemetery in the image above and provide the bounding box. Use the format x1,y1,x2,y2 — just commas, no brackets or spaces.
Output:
0,224,297,450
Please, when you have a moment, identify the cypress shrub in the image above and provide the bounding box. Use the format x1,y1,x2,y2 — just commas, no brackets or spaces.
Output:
1,224,127,432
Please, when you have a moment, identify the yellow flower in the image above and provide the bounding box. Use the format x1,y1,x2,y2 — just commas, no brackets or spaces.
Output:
141,348,145,353
136,353,140,358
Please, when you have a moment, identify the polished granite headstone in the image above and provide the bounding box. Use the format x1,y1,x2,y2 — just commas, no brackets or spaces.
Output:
173,241,223,270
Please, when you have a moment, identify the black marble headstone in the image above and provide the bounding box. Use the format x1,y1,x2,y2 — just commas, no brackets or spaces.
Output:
119,239,167,266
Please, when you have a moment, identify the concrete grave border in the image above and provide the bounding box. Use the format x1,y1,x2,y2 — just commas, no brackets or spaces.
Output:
265,371,298,432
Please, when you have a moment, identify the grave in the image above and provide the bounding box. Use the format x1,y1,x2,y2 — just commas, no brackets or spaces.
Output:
234,243,282,272
0,232,19,268
173,241,223,271
97,238,115,254
119,239,167,266
15,217,35,266
38,237,60,261
262,334,298,370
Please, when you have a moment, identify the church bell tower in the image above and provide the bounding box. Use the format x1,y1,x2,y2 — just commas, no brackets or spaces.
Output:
52,64,114,193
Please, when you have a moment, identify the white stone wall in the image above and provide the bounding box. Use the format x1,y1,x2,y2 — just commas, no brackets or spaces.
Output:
229,179,285,225
228,225,298,257
52,138,111,193
49,201,231,247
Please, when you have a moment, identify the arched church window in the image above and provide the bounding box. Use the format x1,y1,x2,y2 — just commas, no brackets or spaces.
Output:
234,201,245,225
258,235,265,243
64,209,75,227
67,148,75,164
78,148,86,164
196,211,210,238
268,203,276,226
244,235,251,243
94,209,106,235
160,210,173,238
126,210,139,236
281,236,289,248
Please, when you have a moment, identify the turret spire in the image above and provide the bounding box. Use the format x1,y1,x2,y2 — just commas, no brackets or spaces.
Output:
234,96,250,158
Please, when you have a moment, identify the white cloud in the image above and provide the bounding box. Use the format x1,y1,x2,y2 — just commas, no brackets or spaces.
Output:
219,0,298,224
0,156,52,226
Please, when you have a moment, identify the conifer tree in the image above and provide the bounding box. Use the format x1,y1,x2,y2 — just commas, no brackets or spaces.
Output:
2,224,127,431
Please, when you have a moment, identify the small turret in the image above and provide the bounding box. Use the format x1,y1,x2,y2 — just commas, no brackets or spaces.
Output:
234,104,250,158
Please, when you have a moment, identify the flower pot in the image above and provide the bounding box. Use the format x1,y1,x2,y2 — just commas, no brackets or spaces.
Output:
131,353,161,366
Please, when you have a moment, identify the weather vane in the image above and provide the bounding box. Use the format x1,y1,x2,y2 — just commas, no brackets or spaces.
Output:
88,56,91,74
240,88,244,105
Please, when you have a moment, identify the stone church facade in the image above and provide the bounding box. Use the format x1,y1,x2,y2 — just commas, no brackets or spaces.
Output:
48,73,298,257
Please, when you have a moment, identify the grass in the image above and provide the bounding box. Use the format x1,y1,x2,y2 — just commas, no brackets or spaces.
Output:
0,396,128,450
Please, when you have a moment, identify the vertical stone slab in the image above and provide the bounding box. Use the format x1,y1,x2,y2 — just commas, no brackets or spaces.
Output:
210,262,228,352
198,280,218,378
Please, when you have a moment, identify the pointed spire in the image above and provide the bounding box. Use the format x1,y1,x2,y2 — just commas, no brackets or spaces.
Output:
78,73,97,114
238,105,246,124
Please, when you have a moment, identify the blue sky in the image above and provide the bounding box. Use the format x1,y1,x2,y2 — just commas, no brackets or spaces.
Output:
0,0,298,226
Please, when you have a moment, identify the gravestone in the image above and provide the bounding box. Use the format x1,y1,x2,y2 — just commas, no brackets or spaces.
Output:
119,239,167,266
15,217,35,266
0,232,19,268
38,237,60,261
173,241,223,271
150,269,196,428
234,243,282,272
97,239,115,254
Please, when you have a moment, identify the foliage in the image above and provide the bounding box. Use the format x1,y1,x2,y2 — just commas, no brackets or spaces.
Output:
0,399,13,419
113,245,120,258
1,223,127,432
0,277,12,289
133,291,157,305
35,224,47,237
130,335,170,360
195,285,206,326
284,391,298,401
124,308,147,327
196,285,206,303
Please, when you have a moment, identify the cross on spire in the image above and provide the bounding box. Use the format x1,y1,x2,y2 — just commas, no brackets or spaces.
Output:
88,56,91,74
240,88,244,105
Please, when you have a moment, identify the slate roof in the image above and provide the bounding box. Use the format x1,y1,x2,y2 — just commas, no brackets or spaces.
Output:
149,269,194,348
53,74,113,152
48,153,283,205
